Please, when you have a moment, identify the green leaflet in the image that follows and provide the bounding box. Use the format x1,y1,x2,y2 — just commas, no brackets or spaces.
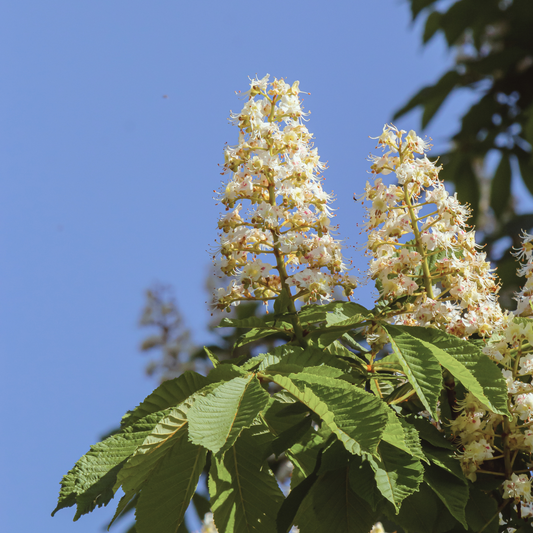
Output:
188,375,270,454
384,325,444,418
256,345,304,371
383,480,458,533
121,371,210,429
394,325,510,417
365,442,424,512
381,409,427,462
324,302,370,327
277,447,324,533
135,434,206,533
209,430,284,533
288,431,329,489
424,464,468,529
52,411,168,520
294,467,376,533
464,487,499,533
405,414,454,450
115,403,193,496
235,327,290,349
348,456,382,511
108,402,206,532
266,373,388,455
423,446,466,481
219,315,288,329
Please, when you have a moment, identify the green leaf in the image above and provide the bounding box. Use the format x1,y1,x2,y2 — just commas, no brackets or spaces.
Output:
256,345,304,370
381,409,426,461
384,325,443,418
116,403,193,497
193,493,212,521
524,103,533,152
294,467,376,533
348,455,382,511
188,375,270,454
384,481,458,533
52,412,167,520
406,415,453,449
209,430,284,533
271,416,313,457
121,372,210,429
423,446,466,481
366,442,424,512
219,314,290,330
396,326,510,417
424,464,468,529
422,71,461,128
518,152,533,197
490,153,512,218
423,11,442,43
204,347,219,368
135,431,207,533
410,0,438,20
465,487,498,533
288,431,329,489
324,302,370,327
266,373,388,455
276,448,323,533
234,327,285,349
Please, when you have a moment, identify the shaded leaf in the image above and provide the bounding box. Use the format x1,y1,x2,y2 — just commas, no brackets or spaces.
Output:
424,464,468,529
294,467,376,533
209,431,284,533
266,372,388,455
366,442,424,511
490,153,512,217
135,432,207,533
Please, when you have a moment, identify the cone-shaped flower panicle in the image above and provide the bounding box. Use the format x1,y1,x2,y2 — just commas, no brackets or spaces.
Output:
213,75,356,310
362,124,504,337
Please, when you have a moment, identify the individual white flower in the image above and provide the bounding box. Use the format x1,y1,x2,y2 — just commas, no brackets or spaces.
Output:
503,473,533,503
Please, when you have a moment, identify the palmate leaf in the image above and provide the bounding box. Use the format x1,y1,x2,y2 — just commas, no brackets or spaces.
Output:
52,411,168,520
266,373,388,455
209,429,284,533
365,442,424,512
384,325,443,418
188,375,270,454
396,325,510,417
294,467,376,533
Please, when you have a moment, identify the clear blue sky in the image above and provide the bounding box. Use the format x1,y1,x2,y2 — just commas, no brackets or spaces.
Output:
1,1,468,531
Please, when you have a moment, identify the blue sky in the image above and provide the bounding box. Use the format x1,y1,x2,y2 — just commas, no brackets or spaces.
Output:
0,1,468,531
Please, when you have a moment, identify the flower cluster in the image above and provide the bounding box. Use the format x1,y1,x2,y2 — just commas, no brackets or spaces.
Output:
362,124,504,338
213,75,356,310
451,234,533,501
513,230,533,316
